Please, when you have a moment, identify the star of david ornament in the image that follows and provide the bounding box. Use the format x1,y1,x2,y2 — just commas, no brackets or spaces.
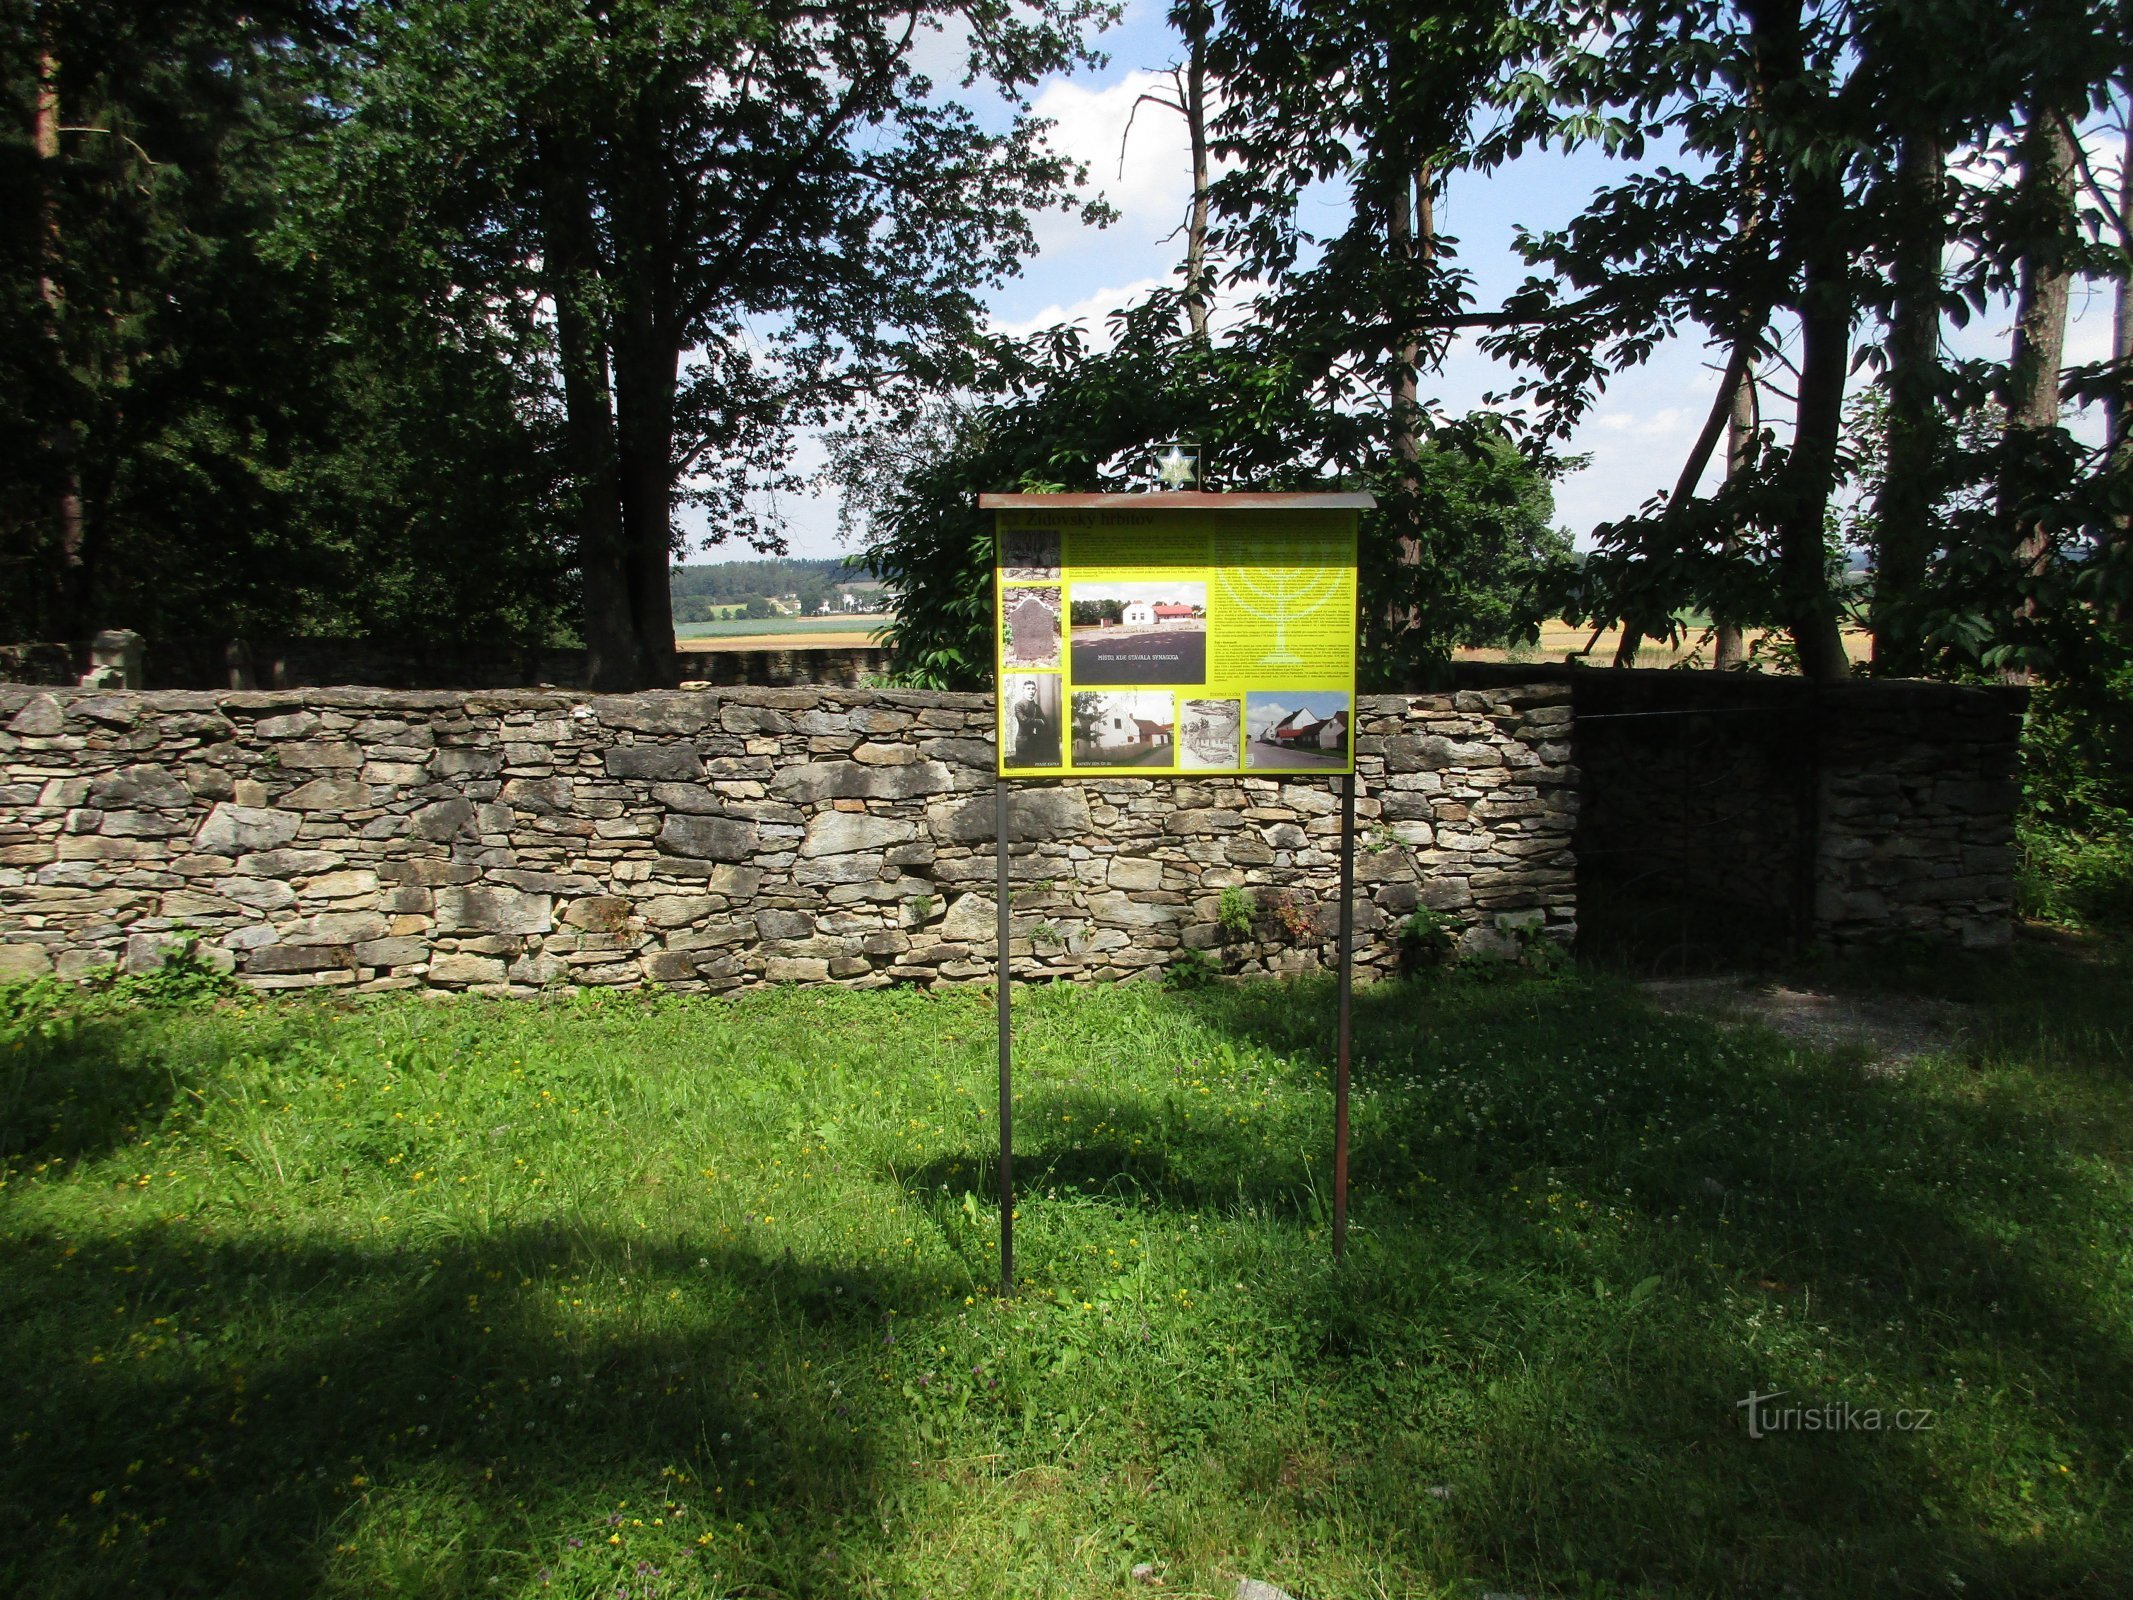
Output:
1155,441,1200,490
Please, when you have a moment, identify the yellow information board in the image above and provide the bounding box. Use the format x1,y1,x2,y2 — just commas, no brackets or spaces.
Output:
984,493,1368,779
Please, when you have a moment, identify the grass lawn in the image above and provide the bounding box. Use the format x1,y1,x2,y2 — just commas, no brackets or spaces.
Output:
2,943,2130,1598
675,615,891,642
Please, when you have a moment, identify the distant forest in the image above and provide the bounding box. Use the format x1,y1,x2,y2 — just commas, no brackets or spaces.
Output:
669,558,883,624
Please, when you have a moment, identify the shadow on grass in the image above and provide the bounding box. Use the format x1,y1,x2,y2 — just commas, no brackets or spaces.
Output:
0,1224,932,1598
899,965,2133,1595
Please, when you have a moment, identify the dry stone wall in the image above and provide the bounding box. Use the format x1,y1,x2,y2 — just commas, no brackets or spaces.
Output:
0,683,1578,993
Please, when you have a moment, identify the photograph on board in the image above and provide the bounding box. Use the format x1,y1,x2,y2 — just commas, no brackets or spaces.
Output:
1070,690,1176,768
1245,691,1351,771
1068,581,1206,685
1178,697,1242,770
999,585,1062,669
998,529,1061,582
1001,674,1063,769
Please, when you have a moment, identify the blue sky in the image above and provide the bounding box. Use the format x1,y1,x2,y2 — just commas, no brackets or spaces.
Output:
692,0,2123,564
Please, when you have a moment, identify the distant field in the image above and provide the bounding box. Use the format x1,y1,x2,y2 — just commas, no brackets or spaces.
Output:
675,613,890,651
671,613,1869,665
1456,619,1873,668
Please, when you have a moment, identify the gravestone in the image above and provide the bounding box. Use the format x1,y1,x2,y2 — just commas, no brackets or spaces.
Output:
1007,592,1059,665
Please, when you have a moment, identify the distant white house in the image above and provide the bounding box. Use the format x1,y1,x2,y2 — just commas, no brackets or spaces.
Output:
1122,600,1153,626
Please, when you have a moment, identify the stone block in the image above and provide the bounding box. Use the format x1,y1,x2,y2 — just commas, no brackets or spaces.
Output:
247,944,354,974
765,956,830,983
305,869,379,899
277,740,362,769
8,696,65,736
927,787,1091,842
649,781,721,813
408,798,477,841
284,910,392,946
501,776,573,814
1086,891,1180,928
433,747,501,778
280,776,369,812
1164,808,1245,835
721,704,794,735
89,765,191,809
99,810,186,838
0,944,54,979
642,896,717,928
194,803,301,855
354,936,428,966
658,815,759,861
773,760,956,803
756,909,817,939
852,741,916,766
940,892,997,942
223,876,298,912
1107,856,1164,890
436,885,554,935
642,949,698,983
799,811,916,857
562,896,634,932
429,952,507,985
606,744,704,781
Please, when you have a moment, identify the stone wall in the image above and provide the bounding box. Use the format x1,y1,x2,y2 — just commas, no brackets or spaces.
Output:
0,682,1578,993
0,636,893,692
1812,681,2026,948
1551,666,2028,963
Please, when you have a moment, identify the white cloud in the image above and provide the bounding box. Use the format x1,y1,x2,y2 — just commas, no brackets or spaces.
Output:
989,275,1169,342
1026,68,1219,264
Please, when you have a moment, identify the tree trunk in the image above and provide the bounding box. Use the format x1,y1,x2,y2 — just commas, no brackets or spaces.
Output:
1390,160,1433,555
613,304,681,690
1181,11,1211,346
537,135,636,691
2110,101,2131,617
1779,217,1855,682
34,37,88,642
1388,162,1423,480
1999,108,2076,677
2107,101,2130,460
1871,133,1945,677
1714,367,1755,669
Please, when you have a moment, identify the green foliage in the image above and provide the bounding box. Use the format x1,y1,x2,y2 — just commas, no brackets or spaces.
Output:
850,296,1570,690
105,933,241,1008
2018,647,2133,929
3,957,2132,1595
1254,885,1319,945
0,4,577,650
1162,946,1221,989
1215,885,1254,943
670,559,864,608
1394,907,1455,973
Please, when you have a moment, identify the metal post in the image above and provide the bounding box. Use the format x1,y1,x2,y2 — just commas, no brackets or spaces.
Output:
995,777,1014,1296
1332,769,1356,1260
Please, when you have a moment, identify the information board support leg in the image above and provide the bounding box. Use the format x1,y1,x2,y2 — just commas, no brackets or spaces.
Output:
1333,769,1356,1262
996,778,1014,1297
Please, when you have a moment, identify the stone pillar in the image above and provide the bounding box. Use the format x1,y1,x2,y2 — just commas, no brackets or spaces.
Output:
79,629,144,689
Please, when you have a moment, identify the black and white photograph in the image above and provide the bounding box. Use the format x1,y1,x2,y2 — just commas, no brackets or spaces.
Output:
997,529,1062,581
1245,690,1351,771
1178,697,1242,769
1070,690,1176,768
1068,581,1207,684
1001,674,1063,769
1000,585,1062,669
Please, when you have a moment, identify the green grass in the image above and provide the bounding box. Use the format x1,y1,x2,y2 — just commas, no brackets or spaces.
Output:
3,946,2131,1599
675,614,890,642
